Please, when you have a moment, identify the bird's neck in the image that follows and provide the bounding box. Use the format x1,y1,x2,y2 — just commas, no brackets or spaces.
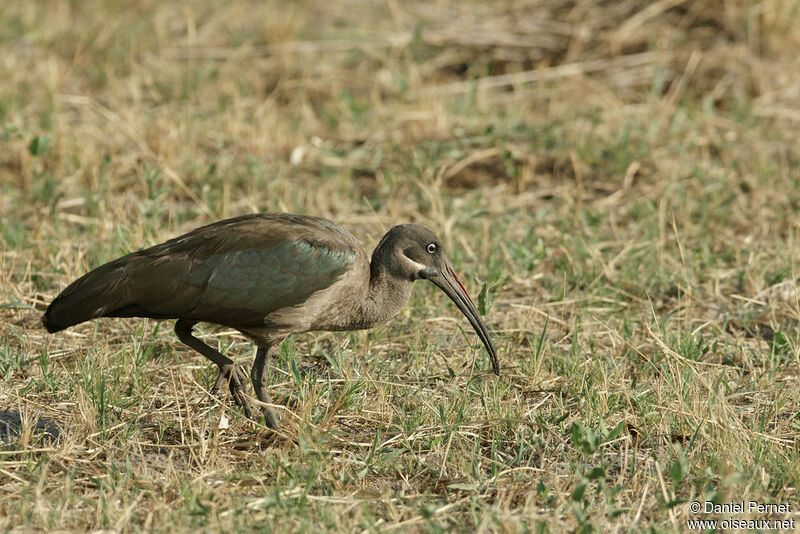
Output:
351,264,414,329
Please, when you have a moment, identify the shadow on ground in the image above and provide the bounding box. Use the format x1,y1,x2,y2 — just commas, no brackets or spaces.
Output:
0,410,60,445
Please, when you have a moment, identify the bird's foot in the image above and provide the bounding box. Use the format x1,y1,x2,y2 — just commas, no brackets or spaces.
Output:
253,391,281,430
212,363,253,419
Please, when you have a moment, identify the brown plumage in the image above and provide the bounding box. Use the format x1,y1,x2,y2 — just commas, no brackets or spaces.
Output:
44,213,499,429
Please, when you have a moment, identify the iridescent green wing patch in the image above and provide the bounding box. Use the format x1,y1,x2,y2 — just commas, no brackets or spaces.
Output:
184,240,356,325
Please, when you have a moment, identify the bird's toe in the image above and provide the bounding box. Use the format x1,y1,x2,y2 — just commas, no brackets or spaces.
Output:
262,407,280,429
211,368,229,395
230,368,255,419
212,363,256,419
236,392,254,419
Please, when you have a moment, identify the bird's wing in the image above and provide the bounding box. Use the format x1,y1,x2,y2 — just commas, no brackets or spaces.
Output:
44,214,360,330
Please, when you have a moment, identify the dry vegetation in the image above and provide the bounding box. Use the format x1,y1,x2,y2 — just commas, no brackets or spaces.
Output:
2,0,800,531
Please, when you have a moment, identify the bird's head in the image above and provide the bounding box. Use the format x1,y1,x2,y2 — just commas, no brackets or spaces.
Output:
373,224,499,375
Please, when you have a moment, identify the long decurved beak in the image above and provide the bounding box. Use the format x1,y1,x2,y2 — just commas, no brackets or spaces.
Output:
420,261,500,375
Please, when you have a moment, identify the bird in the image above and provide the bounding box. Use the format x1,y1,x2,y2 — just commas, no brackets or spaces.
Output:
43,213,499,429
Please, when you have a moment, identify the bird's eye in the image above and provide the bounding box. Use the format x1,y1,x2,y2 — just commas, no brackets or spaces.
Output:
427,243,437,254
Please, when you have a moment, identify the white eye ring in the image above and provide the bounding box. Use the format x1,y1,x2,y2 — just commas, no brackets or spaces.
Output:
427,243,437,254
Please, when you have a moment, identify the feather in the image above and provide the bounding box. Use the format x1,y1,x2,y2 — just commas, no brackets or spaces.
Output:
43,214,358,332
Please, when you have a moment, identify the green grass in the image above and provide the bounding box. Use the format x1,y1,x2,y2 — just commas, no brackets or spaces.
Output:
2,0,800,531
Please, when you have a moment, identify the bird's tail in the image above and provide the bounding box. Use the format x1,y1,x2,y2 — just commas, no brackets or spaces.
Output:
42,260,132,333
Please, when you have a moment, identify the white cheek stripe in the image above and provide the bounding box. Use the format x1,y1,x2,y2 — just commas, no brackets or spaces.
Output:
404,256,428,272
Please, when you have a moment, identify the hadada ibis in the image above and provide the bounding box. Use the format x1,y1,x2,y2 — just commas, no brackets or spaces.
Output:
43,213,499,429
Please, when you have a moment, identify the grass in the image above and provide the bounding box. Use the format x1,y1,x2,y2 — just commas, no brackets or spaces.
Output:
2,0,800,531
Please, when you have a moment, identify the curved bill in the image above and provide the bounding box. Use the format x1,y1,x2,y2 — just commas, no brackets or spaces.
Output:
420,261,500,375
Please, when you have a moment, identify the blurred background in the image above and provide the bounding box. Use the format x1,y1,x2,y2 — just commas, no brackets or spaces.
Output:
3,1,798,245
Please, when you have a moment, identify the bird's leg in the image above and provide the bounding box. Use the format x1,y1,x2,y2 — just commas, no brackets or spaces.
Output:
251,347,280,429
174,319,253,419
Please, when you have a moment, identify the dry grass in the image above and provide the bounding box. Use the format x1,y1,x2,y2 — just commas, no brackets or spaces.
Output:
3,0,800,531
